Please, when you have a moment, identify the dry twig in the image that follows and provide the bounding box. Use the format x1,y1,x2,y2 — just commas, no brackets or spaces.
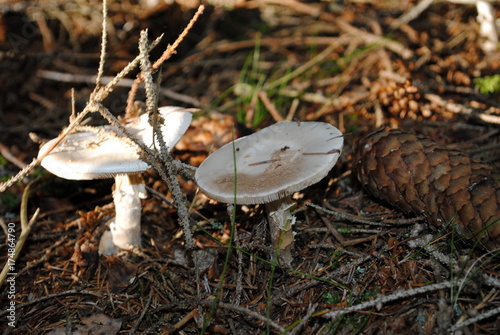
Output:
125,5,205,116
0,179,40,287
322,280,466,319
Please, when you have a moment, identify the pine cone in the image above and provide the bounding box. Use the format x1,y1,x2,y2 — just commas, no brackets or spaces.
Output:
353,129,500,250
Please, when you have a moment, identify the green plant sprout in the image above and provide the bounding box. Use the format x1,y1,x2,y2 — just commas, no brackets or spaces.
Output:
232,35,296,127
474,74,500,94
201,127,238,335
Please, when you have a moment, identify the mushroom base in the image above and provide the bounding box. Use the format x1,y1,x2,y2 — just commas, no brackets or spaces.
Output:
266,196,296,266
99,174,145,255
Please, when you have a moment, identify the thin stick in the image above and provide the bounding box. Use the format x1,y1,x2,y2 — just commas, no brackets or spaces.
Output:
389,0,434,30
0,143,27,169
483,274,500,289
138,30,195,249
288,303,318,335
449,306,500,332
218,302,285,333
286,98,299,121
171,309,198,333
425,93,500,125
0,219,7,241
0,104,95,193
0,179,40,287
70,88,76,123
272,255,370,304
306,202,396,227
152,5,205,70
126,4,204,118
0,289,100,317
258,91,284,122
321,280,466,319
233,219,244,306
38,70,202,109
90,34,163,102
153,122,195,250
95,0,108,87
329,17,413,59
128,289,153,334
125,79,142,118
139,29,158,117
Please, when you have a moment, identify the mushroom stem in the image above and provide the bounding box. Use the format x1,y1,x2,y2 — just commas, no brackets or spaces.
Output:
265,195,296,265
476,1,498,53
99,174,146,254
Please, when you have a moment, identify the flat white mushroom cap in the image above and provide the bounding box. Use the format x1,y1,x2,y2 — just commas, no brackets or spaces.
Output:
195,121,343,205
38,106,193,180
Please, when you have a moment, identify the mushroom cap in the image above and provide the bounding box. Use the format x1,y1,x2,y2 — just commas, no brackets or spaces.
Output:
195,121,343,205
38,106,193,180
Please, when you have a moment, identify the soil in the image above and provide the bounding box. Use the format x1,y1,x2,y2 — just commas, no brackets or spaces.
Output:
0,1,499,334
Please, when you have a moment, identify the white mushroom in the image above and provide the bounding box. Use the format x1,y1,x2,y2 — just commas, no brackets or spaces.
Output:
448,0,499,53
195,121,343,265
38,106,193,255
476,0,498,53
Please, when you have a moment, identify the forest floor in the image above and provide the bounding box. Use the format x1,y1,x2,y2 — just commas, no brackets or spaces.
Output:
1,0,500,334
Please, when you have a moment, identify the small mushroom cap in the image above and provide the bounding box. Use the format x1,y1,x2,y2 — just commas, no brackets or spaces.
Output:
195,121,343,205
39,106,193,180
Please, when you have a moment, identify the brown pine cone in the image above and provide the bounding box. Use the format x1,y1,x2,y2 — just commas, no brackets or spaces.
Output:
353,129,500,250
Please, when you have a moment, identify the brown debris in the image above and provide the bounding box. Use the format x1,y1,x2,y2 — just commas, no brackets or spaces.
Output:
353,129,500,250
104,256,139,292
47,313,122,335
176,112,237,154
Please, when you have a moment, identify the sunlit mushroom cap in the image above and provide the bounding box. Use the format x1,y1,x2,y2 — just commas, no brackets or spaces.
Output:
38,106,193,180
195,121,343,205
